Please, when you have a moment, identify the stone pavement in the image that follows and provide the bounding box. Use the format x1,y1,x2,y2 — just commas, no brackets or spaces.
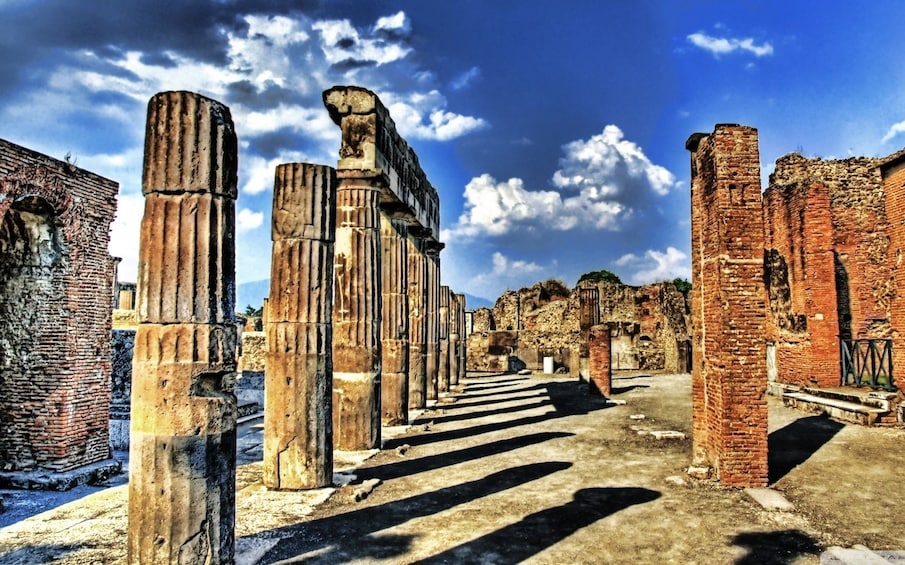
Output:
0,371,903,564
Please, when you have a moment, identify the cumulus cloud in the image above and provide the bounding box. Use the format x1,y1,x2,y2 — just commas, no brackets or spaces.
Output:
313,12,412,68
614,247,690,284
445,125,678,239
882,120,905,143
387,90,488,141
464,252,551,299
687,32,774,57
237,207,264,232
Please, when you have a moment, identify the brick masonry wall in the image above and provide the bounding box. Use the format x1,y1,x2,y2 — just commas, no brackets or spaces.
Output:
763,155,840,388
881,154,905,394
0,137,118,472
687,125,768,487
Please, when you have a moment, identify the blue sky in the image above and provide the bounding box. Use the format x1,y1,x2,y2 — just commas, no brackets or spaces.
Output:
3,1,905,304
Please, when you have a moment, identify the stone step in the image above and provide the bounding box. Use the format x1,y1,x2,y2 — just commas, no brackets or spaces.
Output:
800,386,897,411
782,391,888,426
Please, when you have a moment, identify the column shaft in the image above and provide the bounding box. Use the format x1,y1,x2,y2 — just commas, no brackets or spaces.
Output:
380,215,409,425
438,286,450,392
264,163,335,490
129,91,238,564
332,179,382,450
406,234,427,409
425,247,441,399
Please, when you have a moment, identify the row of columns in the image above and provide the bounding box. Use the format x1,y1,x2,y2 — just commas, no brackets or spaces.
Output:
128,90,466,563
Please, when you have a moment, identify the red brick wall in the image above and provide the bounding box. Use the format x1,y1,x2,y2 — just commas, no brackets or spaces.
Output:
0,137,118,471
687,125,768,487
763,155,840,388
881,154,905,393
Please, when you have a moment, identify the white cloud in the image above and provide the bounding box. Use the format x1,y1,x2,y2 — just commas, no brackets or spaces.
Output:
445,125,678,239
882,120,905,143
615,247,690,285
687,32,774,57
109,192,145,283
237,207,265,232
313,16,412,66
375,11,411,35
464,252,550,299
450,66,481,90
387,91,488,141
240,151,310,195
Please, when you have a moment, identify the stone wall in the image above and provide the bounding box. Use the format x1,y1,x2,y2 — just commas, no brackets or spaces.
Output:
466,279,690,374
0,137,118,472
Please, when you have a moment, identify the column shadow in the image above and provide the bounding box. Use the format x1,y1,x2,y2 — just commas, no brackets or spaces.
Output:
768,415,844,484
412,487,661,564
386,381,612,450
730,530,822,564
0,543,88,564
428,398,551,425
253,461,573,563
438,389,549,411
358,431,573,482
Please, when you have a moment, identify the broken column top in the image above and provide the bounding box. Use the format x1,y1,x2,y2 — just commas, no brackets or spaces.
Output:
323,85,440,240
143,90,238,198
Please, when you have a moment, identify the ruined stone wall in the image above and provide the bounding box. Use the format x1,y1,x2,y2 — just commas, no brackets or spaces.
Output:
468,280,689,374
880,153,905,394
472,307,494,332
0,137,118,472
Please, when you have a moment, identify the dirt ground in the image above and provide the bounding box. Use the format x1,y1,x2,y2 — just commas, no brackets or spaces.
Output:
0,371,903,564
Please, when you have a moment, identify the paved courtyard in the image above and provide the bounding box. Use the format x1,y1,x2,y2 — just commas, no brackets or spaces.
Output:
0,371,902,564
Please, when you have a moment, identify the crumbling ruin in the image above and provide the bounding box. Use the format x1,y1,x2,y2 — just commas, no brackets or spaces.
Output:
466,279,690,377
0,137,119,483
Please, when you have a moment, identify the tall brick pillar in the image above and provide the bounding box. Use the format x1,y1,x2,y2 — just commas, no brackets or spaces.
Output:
264,163,335,490
425,242,443,399
380,214,409,425
332,176,382,450
438,286,451,391
588,324,612,396
129,91,239,563
687,124,768,487
407,229,428,408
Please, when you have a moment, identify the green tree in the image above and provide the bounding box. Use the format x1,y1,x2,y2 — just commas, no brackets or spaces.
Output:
672,277,692,293
243,304,263,317
577,269,622,285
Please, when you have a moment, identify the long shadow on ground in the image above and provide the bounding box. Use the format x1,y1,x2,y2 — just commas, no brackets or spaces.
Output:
385,381,610,450
359,431,572,482
256,462,572,563
427,398,552,425
768,415,844,484
412,487,661,564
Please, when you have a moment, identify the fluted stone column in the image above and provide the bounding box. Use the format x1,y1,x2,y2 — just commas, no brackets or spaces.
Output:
456,293,467,384
406,230,428,409
332,177,382,450
129,91,238,564
448,292,460,389
425,242,443,400
264,163,336,490
438,286,451,392
380,214,409,425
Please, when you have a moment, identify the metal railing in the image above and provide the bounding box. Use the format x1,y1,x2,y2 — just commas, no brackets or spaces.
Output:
840,339,896,391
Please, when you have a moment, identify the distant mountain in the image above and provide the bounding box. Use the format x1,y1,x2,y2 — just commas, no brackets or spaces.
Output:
236,279,270,313
236,279,494,313
462,293,494,309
